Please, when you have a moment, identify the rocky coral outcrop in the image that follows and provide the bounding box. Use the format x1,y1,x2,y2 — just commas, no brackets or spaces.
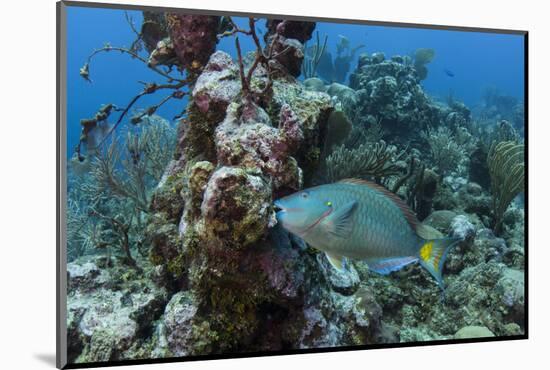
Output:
153,292,201,357
444,262,525,333
133,39,380,356
317,254,360,296
347,53,441,143
450,215,476,242
352,255,525,343
214,104,303,196
423,210,458,232
198,166,273,246
344,52,474,148
166,14,220,74
495,268,525,324
304,77,326,92
433,178,493,225
192,51,241,117
67,256,169,363
269,79,333,183
264,20,316,77
144,46,333,294
67,261,101,293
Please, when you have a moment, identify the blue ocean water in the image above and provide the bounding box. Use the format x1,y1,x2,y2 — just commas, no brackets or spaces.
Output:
314,22,524,103
66,6,524,157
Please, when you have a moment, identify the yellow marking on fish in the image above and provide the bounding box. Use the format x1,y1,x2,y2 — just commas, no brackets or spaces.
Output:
420,241,434,263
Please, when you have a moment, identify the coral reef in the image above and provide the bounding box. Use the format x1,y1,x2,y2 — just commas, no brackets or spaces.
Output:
192,51,241,116
477,86,525,134
66,13,525,364
469,142,491,190
406,167,438,220
347,52,445,145
304,77,326,92
66,255,169,363
265,19,316,44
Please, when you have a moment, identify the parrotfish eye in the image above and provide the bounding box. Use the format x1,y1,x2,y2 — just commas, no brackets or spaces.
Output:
326,201,332,207
301,192,308,199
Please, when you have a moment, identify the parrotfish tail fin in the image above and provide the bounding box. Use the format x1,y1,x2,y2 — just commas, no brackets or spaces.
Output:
417,237,461,289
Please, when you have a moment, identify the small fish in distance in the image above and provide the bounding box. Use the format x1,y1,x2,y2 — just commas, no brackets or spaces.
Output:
274,179,461,288
444,69,455,77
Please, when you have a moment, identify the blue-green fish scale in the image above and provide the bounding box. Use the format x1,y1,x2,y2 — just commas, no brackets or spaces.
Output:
310,183,418,259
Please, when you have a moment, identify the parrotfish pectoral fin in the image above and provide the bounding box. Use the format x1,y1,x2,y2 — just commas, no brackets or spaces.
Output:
325,252,346,272
417,237,461,289
366,256,418,275
323,201,357,239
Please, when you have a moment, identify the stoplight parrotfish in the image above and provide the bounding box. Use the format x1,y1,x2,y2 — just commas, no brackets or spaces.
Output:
274,179,461,288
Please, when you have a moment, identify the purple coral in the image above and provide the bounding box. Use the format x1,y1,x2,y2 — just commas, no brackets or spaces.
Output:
214,103,303,195
166,14,220,74
192,51,241,115
278,103,304,153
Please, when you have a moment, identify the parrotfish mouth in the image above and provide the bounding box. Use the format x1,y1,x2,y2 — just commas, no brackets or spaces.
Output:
273,200,305,215
273,200,284,212
273,200,288,225
274,199,333,236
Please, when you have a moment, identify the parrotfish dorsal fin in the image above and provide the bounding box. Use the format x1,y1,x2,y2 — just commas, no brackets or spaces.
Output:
338,178,420,231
